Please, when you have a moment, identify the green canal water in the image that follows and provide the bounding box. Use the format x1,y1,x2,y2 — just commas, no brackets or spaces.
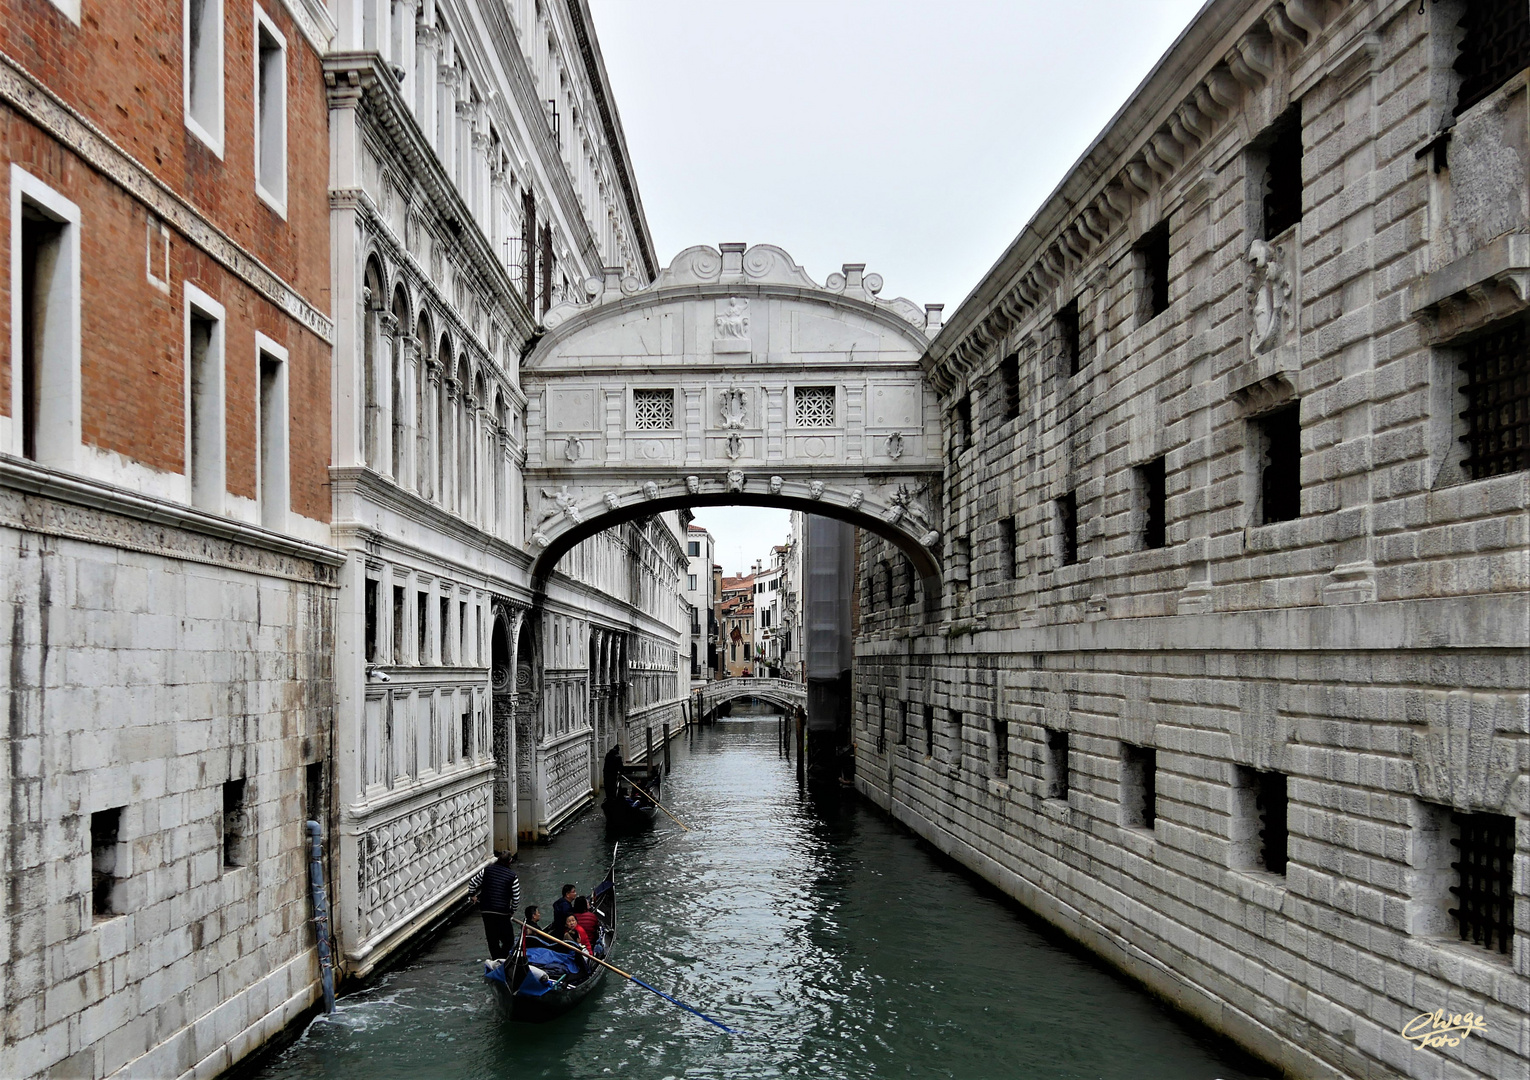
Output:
248,717,1271,1080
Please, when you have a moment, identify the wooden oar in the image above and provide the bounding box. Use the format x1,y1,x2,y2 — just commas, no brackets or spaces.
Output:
619,775,691,831
513,919,736,1033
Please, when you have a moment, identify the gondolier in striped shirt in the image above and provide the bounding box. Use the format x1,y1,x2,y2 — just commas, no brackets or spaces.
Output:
468,852,521,960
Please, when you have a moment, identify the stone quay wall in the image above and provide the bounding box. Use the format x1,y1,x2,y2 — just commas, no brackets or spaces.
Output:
0,472,340,1080
856,2,1529,1078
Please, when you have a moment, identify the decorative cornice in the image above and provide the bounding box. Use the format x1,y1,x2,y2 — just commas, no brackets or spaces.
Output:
562,0,658,281
325,54,536,343
0,50,333,344
274,0,338,55
0,455,342,583
925,0,1347,393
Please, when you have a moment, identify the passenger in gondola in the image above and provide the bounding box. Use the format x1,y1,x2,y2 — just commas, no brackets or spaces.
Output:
550,882,578,931
519,905,542,953
560,913,593,976
572,895,600,952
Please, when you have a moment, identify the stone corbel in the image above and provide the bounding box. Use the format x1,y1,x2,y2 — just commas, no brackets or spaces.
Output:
1231,370,1297,415
1265,4,1308,50
1284,0,1325,40
1203,68,1240,114
1409,233,1530,342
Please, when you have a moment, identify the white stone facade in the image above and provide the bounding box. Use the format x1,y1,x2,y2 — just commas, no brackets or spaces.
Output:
324,0,682,980
856,2,1529,1078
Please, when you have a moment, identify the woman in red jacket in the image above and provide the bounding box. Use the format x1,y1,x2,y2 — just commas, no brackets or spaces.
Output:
572,896,601,953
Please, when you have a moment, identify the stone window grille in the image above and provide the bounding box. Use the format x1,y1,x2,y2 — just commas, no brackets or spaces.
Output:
1458,317,1529,479
993,717,1009,776
632,388,675,430
794,385,836,427
898,701,909,745
876,698,887,754
1044,729,1070,800
1121,744,1157,830
91,806,124,921
1450,810,1516,954
1453,0,1530,116
954,395,973,456
923,704,936,756
461,709,473,759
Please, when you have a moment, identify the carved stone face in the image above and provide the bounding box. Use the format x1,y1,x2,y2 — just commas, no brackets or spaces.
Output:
809,481,824,499
726,469,745,493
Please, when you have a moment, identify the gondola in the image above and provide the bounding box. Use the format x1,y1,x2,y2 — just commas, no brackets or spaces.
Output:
484,847,617,1022
600,746,661,832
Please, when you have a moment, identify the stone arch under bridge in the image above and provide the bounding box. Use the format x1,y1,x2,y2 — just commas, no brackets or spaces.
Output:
521,242,947,603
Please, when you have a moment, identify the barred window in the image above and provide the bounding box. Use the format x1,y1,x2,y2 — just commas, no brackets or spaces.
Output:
1458,317,1529,479
632,388,674,430
1449,810,1516,954
794,386,836,427
1453,0,1530,117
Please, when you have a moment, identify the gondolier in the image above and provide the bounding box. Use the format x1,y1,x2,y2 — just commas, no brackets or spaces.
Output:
469,852,521,960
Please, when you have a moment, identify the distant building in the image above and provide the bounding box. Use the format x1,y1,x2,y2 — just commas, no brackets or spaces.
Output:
719,572,755,676
683,524,715,687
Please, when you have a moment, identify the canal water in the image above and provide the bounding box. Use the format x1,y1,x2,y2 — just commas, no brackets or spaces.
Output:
249,717,1270,1080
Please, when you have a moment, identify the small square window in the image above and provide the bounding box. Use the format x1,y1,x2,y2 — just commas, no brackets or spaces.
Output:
1254,105,1302,241
1044,729,1070,800
794,386,836,427
1135,220,1170,322
222,779,248,869
1121,744,1156,830
1254,405,1302,523
91,807,125,921
1055,492,1078,566
1056,299,1081,376
1136,457,1167,549
632,387,675,430
998,517,1018,580
999,352,1020,420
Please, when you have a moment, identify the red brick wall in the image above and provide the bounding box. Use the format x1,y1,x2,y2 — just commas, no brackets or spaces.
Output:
0,0,330,523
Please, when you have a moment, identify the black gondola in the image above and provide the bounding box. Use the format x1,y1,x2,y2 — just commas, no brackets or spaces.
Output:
601,746,661,831
484,848,617,1021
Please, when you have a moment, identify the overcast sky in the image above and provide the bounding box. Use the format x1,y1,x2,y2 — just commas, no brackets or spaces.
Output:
586,0,1206,576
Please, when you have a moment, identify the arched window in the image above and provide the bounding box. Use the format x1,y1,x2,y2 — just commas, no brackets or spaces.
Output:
437,335,453,507
362,259,385,468
390,285,409,479
415,312,433,499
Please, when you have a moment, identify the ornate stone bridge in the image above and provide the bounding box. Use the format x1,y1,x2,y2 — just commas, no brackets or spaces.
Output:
520,243,947,603
697,676,806,719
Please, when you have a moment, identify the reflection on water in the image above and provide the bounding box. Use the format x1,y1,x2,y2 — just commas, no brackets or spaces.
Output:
250,717,1271,1080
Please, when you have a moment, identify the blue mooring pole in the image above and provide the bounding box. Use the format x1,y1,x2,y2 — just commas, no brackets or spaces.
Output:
305,820,336,1013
